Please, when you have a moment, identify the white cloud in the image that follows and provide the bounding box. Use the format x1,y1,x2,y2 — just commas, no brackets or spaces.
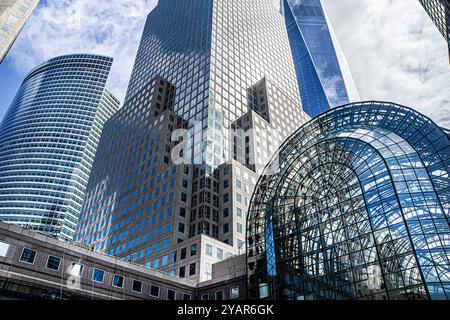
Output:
8,0,450,129
7,0,158,103
321,0,450,128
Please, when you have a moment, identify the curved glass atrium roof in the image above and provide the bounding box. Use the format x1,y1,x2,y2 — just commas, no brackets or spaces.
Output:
247,101,450,300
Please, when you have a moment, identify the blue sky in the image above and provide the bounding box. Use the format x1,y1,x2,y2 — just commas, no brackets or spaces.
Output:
0,0,449,128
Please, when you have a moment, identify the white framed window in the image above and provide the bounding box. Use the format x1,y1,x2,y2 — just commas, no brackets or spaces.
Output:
167,289,176,300
132,280,143,293
112,274,124,288
215,290,223,300
230,286,239,299
92,268,105,283
45,256,61,272
206,244,213,256
19,248,37,265
150,285,160,298
69,262,84,277
0,241,10,257
183,293,191,300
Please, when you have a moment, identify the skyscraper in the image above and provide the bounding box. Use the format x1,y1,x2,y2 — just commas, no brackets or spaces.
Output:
419,0,450,62
280,0,359,118
0,54,120,241
75,0,309,282
0,0,39,63
248,101,450,300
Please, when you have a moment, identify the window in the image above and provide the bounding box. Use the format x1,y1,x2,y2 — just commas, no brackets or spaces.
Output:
206,244,213,256
217,248,224,260
170,251,177,263
230,287,240,299
92,268,105,283
150,285,160,298
189,263,196,276
190,244,197,256
19,248,37,264
215,291,223,300
0,241,9,257
237,223,243,234
113,274,124,288
132,280,143,293
167,289,176,300
223,223,229,234
179,266,186,278
201,294,209,300
183,294,191,300
68,262,84,277
46,256,61,271
180,247,187,259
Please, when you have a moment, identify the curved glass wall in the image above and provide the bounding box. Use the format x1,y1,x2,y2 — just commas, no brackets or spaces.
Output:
0,54,119,240
247,101,450,300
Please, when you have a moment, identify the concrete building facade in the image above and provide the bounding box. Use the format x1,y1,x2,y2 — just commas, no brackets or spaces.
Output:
0,221,246,300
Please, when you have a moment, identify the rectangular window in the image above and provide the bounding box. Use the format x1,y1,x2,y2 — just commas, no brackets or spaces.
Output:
215,291,223,300
190,244,197,256
189,263,196,276
201,294,209,300
0,241,10,257
180,247,187,259
206,244,213,256
217,248,224,260
113,274,124,288
19,248,37,264
183,294,191,301
132,280,143,293
170,251,177,263
167,289,176,300
46,256,61,271
230,287,239,299
69,262,84,277
150,285,160,298
92,268,105,283
179,266,186,278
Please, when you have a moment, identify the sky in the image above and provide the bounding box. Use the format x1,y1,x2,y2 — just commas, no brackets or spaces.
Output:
0,0,449,128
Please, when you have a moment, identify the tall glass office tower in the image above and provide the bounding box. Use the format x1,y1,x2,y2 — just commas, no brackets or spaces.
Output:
419,0,450,62
75,0,309,282
0,54,120,240
0,0,39,63
248,101,450,300
281,0,359,118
